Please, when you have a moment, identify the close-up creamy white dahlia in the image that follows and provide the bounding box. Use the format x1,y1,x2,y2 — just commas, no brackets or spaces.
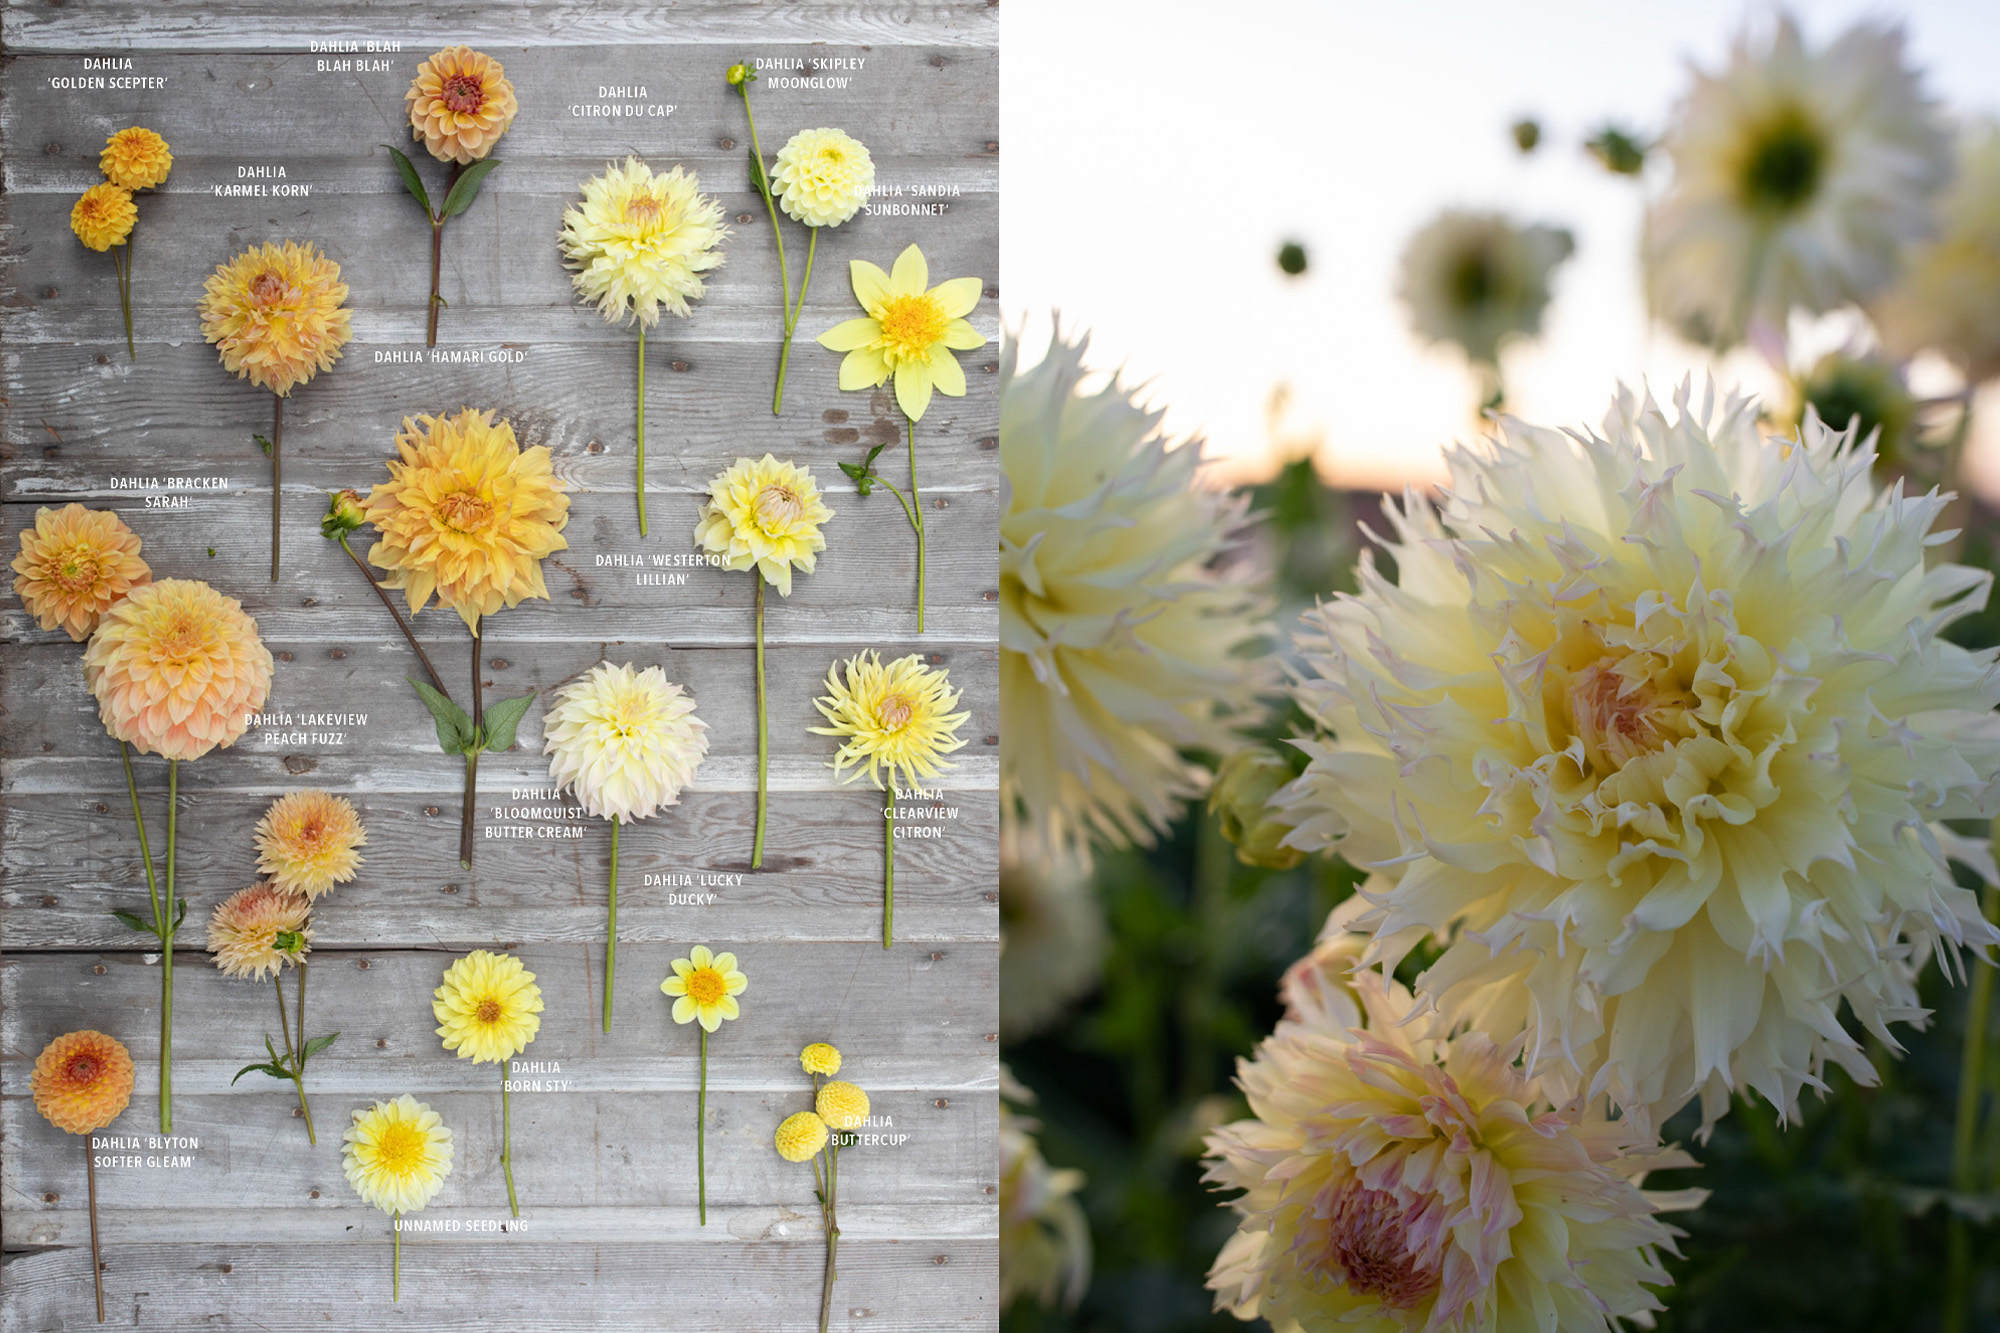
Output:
542,661,708,823
1280,383,2000,1131
559,157,729,327
1643,13,1951,349
1001,325,1270,858
1395,209,1574,368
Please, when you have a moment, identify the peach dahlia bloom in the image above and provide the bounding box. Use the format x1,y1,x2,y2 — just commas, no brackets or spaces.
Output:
254,789,367,899
406,46,518,164
11,503,151,641
32,1030,136,1135
198,241,353,397
83,578,274,762
206,882,312,981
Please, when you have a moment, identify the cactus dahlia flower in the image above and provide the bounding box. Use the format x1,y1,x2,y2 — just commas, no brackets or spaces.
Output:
1281,383,2000,1132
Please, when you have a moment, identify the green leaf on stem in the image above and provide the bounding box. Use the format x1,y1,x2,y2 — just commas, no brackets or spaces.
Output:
748,149,771,203
173,898,187,930
441,158,502,218
382,145,433,218
409,676,476,755
254,434,273,457
232,1062,293,1084
110,909,155,934
480,692,537,753
300,1032,341,1062
838,460,876,496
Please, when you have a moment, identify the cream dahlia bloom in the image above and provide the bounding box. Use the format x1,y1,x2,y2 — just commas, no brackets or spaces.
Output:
693,455,833,596
1001,325,1269,858
1644,14,1951,349
772,128,875,228
83,578,274,762
560,157,728,327
999,824,1105,1041
543,661,708,822
1281,383,2000,1131
1876,121,2000,384
1396,210,1573,367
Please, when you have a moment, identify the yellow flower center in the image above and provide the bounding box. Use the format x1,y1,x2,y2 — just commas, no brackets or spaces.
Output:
685,967,727,1005
436,490,494,532
373,1121,426,1178
753,484,804,530
877,293,948,362
52,551,101,593
441,72,486,114
1566,657,1687,774
156,613,205,660
475,998,503,1024
248,271,287,307
877,692,915,731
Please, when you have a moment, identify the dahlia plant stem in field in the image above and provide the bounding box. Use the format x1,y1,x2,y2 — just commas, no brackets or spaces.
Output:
604,816,621,1032
500,1058,520,1217
772,227,819,415
460,625,485,869
907,416,927,633
635,327,649,535
336,534,451,696
753,578,769,868
268,395,283,582
882,800,895,949
1945,878,2000,1333
698,1026,710,1224
425,162,465,347
84,1136,105,1321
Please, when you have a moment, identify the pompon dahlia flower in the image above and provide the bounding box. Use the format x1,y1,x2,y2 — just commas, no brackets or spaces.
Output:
1643,14,1950,350
84,578,274,762
254,789,366,899
772,127,875,228
1000,325,1269,860
32,1030,136,1135
561,157,728,328
70,183,135,251
100,127,172,190
205,881,311,980
405,46,517,164
11,503,151,641
1280,383,2000,1131
198,241,352,397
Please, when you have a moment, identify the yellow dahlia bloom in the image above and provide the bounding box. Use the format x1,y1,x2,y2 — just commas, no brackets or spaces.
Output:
1000,1076,1090,1311
198,241,353,397
560,157,728,327
1396,209,1573,367
12,503,151,641
254,789,366,899
776,1110,831,1162
1876,121,2000,384
205,882,312,981
405,46,517,164
1644,14,1951,349
1205,968,1695,1333
543,661,709,823
815,1080,870,1132
800,1042,842,1077
772,128,875,228
433,950,543,1064
818,243,986,422
812,651,969,793
70,183,135,251
83,578,274,762
32,1031,135,1135
661,944,746,1032
1282,384,2000,1130
101,127,172,190
344,1095,454,1214
1002,325,1269,857
362,409,570,632
693,455,833,596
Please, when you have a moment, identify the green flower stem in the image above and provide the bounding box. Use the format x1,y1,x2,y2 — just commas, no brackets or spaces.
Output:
269,393,284,582
907,415,926,633
338,535,451,696
113,238,135,361
698,1026,709,1225
753,577,769,869
274,970,316,1143
635,327,649,536
501,1057,520,1218
819,1136,841,1333
161,758,178,1133
773,226,818,415
1945,878,1999,1333
735,82,794,415
604,816,621,1033
392,1212,401,1302
883,797,895,949
118,742,162,929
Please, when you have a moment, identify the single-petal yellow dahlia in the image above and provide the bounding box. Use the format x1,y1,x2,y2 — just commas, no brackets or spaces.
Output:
776,1110,831,1162
253,789,366,899
560,157,728,327
811,651,969,793
661,944,747,1032
543,662,708,823
83,578,274,762
32,1030,136,1135
772,128,875,228
818,243,986,422
694,455,833,596
100,127,173,190
12,503,151,641
800,1042,842,1077
815,1080,870,1132
344,1094,454,1214
405,46,517,164
205,882,312,980
433,950,543,1064
362,409,570,632
198,241,353,396
70,184,135,251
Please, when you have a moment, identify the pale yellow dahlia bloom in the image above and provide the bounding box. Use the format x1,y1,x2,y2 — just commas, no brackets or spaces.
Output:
693,455,832,596
433,950,543,1064
198,241,353,397
1644,14,1951,349
1397,210,1573,368
815,1080,870,1131
344,1094,454,1214
254,789,366,899
32,1031,136,1136
362,409,570,632
800,1042,843,1077
811,651,969,793
405,46,517,164
776,1110,830,1162
772,128,875,227
1876,122,2000,384
661,944,747,1032
205,882,311,981
1281,383,2000,1131
818,243,986,422
999,824,1105,1041
543,661,708,823
83,578,274,762
101,127,172,190
1001,325,1269,858
70,184,135,251
560,157,728,327
12,503,151,641
1000,1071,1090,1312
1206,965,1695,1333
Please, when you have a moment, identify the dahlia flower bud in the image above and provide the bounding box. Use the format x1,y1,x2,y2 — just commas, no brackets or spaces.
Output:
726,62,754,87
321,489,367,539
1208,747,1304,869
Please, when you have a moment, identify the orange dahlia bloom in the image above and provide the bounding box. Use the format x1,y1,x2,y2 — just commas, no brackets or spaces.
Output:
71,183,136,251
254,789,366,899
198,241,353,397
83,579,274,762
363,409,570,632
12,504,151,641
406,46,518,164
206,881,312,980
101,127,173,190
32,1031,135,1135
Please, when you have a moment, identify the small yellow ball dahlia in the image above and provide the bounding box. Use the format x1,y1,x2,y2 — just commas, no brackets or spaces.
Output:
83,578,274,762
70,183,136,251
819,243,987,422
433,950,544,1064
815,1080,870,1132
775,1110,830,1163
812,651,969,794
772,128,875,228
800,1042,843,1077
405,46,518,164
362,409,570,632
205,882,312,981
560,157,728,327
661,944,747,1032
11,503,151,641
100,127,173,190
198,241,353,397
543,662,709,823
693,455,833,596
31,1030,136,1135
344,1095,454,1215
253,789,366,900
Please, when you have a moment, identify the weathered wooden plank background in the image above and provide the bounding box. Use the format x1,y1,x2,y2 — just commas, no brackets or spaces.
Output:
0,6,999,1329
